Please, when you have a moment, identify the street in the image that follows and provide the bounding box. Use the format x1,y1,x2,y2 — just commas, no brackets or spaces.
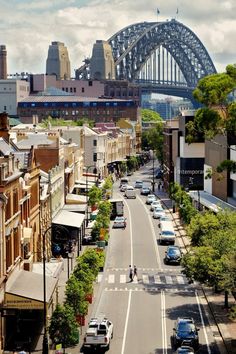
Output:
81,163,221,354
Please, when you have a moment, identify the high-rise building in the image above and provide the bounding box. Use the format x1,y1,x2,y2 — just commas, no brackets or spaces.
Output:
46,41,71,80
0,45,7,80
90,40,115,80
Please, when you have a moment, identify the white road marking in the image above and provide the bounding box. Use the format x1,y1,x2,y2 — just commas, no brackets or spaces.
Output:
108,274,115,283
161,290,167,354
165,275,173,284
195,290,212,354
176,275,185,284
137,194,161,268
122,196,133,267
121,290,132,354
142,274,149,284
154,275,161,284
120,274,126,283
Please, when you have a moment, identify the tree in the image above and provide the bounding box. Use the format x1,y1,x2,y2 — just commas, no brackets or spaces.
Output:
88,185,102,207
141,109,162,122
185,64,236,175
187,211,220,246
78,248,100,277
142,126,164,164
65,275,88,316
49,304,79,348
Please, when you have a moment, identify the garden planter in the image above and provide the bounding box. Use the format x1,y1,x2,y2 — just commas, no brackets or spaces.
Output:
76,314,86,326
91,205,97,212
85,293,93,304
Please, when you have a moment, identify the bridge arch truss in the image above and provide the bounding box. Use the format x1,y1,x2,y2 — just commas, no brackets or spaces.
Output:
108,19,216,89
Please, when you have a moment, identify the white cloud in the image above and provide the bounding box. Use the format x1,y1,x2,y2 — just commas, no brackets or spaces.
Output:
0,0,235,75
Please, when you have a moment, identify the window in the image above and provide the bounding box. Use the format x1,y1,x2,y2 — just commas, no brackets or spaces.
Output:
74,87,76,93
82,87,85,93
93,153,97,162
4,106,6,111
89,81,93,86
70,87,73,93
93,140,97,147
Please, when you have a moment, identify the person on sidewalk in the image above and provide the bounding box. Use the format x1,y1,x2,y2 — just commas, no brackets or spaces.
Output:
129,265,133,282
133,265,138,280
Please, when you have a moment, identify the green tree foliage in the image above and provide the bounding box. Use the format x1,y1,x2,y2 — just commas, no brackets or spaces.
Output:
78,248,100,277
141,109,162,122
65,275,88,315
49,304,79,347
88,185,102,207
186,64,236,174
142,126,164,164
182,210,236,297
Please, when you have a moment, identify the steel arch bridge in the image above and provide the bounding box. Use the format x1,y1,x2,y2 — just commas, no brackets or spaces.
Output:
108,19,216,100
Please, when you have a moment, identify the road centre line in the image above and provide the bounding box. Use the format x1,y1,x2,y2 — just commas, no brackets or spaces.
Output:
161,290,168,354
121,195,133,267
195,290,211,354
121,290,132,354
136,194,162,268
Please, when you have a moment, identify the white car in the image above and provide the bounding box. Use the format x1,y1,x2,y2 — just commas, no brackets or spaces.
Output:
120,184,128,192
153,207,166,219
150,200,162,211
146,194,156,205
113,216,127,228
159,215,172,222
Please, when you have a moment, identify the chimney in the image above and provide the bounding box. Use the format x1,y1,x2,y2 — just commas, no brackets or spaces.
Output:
0,45,7,80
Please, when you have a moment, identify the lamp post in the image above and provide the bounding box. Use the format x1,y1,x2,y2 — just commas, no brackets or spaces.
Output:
42,224,70,354
85,165,95,226
152,150,155,193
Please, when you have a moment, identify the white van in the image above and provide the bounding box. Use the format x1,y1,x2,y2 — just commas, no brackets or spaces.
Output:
120,177,129,187
159,220,176,245
125,186,136,199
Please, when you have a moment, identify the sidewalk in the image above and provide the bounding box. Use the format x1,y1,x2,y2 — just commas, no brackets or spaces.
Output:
155,188,236,354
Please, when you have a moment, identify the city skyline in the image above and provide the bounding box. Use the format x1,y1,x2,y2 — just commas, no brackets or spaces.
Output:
0,0,235,76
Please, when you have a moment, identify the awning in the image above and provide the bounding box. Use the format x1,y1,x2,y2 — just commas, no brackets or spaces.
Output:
189,190,236,213
32,261,64,279
23,227,33,243
53,210,85,229
4,269,57,309
66,193,87,204
75,178,96,185
63,204,87,213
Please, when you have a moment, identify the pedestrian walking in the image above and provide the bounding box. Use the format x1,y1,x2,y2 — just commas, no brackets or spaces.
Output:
133,265,137,279
129,265,133,282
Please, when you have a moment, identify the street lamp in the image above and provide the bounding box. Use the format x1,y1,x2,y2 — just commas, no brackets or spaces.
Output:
152,150,155,193
84,165,95,225
42,224,70,354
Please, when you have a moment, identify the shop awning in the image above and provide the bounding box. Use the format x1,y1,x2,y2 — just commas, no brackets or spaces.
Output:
53,210,85,229
63,204,87,213
66,193,87,204
23,227,33,243
4,270,57,309
189,190,236,213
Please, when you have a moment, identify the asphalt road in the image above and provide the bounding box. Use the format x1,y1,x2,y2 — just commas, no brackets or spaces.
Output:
82,163,221,354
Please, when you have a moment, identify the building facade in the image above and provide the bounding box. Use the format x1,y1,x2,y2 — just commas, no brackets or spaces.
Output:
0,79,30,116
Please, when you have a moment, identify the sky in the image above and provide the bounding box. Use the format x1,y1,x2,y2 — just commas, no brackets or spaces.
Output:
0,0,235,76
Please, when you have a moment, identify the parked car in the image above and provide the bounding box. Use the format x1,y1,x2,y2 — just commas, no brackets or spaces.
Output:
150,200,162,211
113,216,127,229
159,215,172,222
141,187,151,195
153,206,166,219
176,345,195,353
146,194,156,205
173,317,199,351
127,170,133,176
164,246,182,264
134,180,143,188
120,184,128,192
125,186,136,199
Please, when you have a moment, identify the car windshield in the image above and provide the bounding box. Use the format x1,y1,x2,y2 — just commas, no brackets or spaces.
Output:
162,231,175,236
177,322,195,333
115,217,124,221
168,248,180,255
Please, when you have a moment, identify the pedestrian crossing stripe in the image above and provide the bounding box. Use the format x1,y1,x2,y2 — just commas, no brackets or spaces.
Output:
96,273,187,285
104,288,195,293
